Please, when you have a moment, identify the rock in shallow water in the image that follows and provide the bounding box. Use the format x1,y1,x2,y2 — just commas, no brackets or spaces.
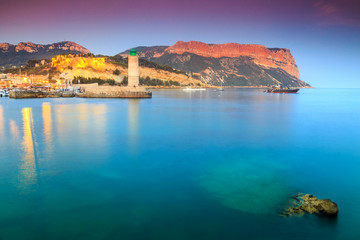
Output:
198,159,292,214
283,193,339,217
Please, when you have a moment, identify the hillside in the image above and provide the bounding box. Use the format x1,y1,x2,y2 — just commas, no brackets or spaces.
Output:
0,41,91,69
4,54,206,87
120,41,310,87
59,55,205,87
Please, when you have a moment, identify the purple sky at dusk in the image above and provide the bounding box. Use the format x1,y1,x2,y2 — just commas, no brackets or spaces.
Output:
1,0,360,87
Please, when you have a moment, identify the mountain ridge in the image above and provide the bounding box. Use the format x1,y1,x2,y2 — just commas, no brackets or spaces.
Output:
0,41,90,68
120,41,309,87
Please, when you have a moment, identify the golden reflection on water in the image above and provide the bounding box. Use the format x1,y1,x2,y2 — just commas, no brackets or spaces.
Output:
42,102,53,157
0,105,4,139
54,104,75,146
92,104,107,149
76,103,90,139
128,100,140,154
9,120,20,144
19,108,38,193
55,104,67,134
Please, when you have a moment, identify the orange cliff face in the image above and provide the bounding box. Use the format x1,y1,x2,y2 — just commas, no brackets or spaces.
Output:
165,41,300,79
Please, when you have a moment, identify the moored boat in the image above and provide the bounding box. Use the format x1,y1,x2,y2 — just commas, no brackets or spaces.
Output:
216,81,224,91
183,87,206,91
266,86,299,93
0,90,9,97
183,72,206,91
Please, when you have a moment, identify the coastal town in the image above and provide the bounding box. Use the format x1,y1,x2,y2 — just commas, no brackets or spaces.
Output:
0,49,154,99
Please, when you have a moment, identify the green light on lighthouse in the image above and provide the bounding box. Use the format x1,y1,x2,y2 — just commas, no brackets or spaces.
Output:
130,48,137,56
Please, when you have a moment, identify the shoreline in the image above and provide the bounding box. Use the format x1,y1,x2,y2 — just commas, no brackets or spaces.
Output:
145,86,314,89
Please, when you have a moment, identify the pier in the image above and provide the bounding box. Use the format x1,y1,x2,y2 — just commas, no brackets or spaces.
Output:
9,86,152,99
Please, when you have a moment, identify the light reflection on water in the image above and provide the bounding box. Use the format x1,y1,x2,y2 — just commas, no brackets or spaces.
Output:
76,103,90,141
42,102,54,160
93,104,108,151
19,107,38,193
9,119,20,145
128,99,140,154
0,105,4,141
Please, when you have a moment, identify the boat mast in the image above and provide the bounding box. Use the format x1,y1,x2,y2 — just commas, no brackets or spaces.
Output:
189,72,192,88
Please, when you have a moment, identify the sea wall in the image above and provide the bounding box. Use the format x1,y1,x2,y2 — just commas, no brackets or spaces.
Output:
79,86,152,98
9,90,75,99
9,86,152,99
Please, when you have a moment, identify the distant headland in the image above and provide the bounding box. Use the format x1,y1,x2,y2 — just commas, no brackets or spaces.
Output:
0,40,311,88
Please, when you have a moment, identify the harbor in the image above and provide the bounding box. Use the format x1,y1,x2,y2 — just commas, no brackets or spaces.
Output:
3,48,152,99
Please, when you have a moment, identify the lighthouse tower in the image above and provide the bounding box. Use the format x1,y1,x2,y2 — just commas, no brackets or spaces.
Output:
128,48,139,87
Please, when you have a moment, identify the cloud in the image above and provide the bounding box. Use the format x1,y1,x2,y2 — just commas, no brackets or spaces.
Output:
313,0,360,27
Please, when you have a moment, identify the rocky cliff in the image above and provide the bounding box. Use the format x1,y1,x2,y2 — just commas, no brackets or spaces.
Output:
166,41,300,79
120,41,309,87
0,41,90,68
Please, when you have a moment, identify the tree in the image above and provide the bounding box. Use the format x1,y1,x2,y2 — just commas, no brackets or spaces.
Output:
121,76,128,85
113,69,121,75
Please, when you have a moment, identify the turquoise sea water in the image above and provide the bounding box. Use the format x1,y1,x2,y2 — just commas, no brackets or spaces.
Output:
0,88,359,240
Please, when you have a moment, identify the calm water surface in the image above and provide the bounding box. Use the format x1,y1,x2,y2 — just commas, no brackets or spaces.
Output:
0,88,359,240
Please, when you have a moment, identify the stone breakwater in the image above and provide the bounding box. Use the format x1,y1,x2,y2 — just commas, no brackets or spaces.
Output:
9,90,75,99
9,86,152,99
79,86,152,98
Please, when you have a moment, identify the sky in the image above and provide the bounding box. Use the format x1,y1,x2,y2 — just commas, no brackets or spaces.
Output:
1,0,359,87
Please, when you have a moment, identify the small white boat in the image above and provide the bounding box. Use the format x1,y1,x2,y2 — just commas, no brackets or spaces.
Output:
183,72,206,91
0,90,8,97
215,79,224,91
183,87,206,91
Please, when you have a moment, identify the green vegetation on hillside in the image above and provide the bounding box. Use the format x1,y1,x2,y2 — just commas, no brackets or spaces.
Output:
72,76,116,86
109,55,187,76
2,59,57,76
120,76,180,86
113,69,121,75
140,76,180,86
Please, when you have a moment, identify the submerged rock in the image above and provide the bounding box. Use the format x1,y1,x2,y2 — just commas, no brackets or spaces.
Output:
282,193,338,217
198,158,292,214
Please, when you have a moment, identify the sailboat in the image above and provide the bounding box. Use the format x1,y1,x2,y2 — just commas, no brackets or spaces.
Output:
216,80,224,91
183,72,206,91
